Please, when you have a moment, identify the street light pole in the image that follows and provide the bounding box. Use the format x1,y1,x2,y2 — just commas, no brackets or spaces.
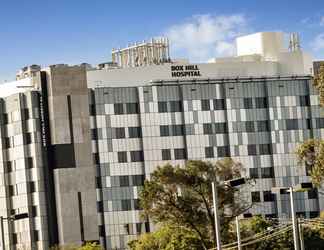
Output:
0,217,5,250
212,182,222,250
289,187,300,250
235,216,242,250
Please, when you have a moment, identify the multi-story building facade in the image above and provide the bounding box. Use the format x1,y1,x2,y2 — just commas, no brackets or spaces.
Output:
0,31,323,250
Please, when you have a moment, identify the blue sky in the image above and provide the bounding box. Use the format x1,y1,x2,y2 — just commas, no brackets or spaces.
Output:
0,0,324,82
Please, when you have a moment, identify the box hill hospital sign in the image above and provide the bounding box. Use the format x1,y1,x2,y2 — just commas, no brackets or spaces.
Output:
171,65,202,77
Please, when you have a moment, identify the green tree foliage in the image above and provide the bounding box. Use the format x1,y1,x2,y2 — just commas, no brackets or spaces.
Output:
139,159,252,249
50,243,102,250
313,62,324,106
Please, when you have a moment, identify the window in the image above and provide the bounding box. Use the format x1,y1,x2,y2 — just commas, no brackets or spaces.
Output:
300,96,310,106
115,128,125,139
33,230,39,241
145,222,150,233
255,97,268,109
132,175,145,186
174,148,187,160
214,99,226,110
91,129,98,140
316,118,324,128
158,102,168,113
217,146,230,157
247,145,257,155
5,161,12,173
114,103,124,115
214,123,227,134
134,199,141,210
310,211,319,218
263,191,275,202
259,144,272,155
8,185,14,196
26,157,34,169
126,103,139,114
205,147,214,158
308,189,318,199
136,223,142,234
249,168,259,178
29,182,36,193
257,121,270,132
243,98,253,109
93,153,100,165
2,113,8,125
169,101,182,112
203,124,213,134
4,137,10,149
162,149,171,160
130,151,144,162
22,109,29,120
160,125,170,137
286,119,299,130
120,176,129,187
129,127,142,138
25,133,32,144
31,206,37,217
201,100,210,111
261,167,275,178
172,125,184,136
251,192,261,202
118,152,127,163
121,200,132,211
12,233,17,244
89,104,96,116
245,121,255,132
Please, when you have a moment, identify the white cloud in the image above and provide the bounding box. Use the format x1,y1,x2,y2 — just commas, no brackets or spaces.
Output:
164,14,249,62
311,33,324,51
320,16,324,26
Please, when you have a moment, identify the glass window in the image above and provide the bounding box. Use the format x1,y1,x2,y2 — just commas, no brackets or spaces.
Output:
255,97,268,109
172,125,184,136
2,113,8,125
160,125,170,137
308,189,318,199
22,109,29,120
243,98,253,109
136,223,142,234
213,99,226,110
203,124,213,134
132,175,145,186
316,118,324,128
261,167,275,178
126,103,140,114
205,147,214,158
4,137,10,149
286,119,299,130
214,123,227,134
162,149,171,160
119,176,129,187
245,121,255,132
158,102,168,113
249,168,259,178
115,128,125,139
121,200,132,211
118,151,127,163
26,157,33,169
169,101,182,112
29,182,36,193
263,191,275,202
134,199,141,210
310,211,319,218
130,151,144,162
5,161,12,173
201,100,210,111
299,96,310,106
251,192,261,202
306,119,312,130
91,129,98,140
174,148,187,160
217,146,230,157
259,144,272,155
257,121,270,132
247,145,257,155
25,133,32,144
114,103,124,115
128,127,142,138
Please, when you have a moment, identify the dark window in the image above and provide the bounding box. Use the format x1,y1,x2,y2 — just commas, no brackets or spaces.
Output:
158,102,168,113
22,109,29,120
174,148,187,160
263,191,275,202
217,146,230,157
34,230,39,241
286,119,299,130
249,168,259,178
214,123,227,134
316,118,324,128
257,121,270,132
4,137,10,149
132,175,145,186
259,144,272,155
172,125,184,136
93,153,100,165
128,127,142,138
214,99,226,110
29,182,36,193
261,167,275,178
12,233,17,244
115,128,126,139
2,113,8,125
134,199,141,210
201,100,210,111
126,103,140,114
160,125,170,137
31,206,37,217
243,98,253,109
145,222,150,233
251,192,261,202
310,211,319,218
308,189,318,199
247,145,257,155
255,97,268,109
95,177,102,188
118,152,127,163
169,101,182,112
26,157,33,169
25,133,32,144
114,103,124,115
245,121,255,132
162,149,171,160
91,129,98,140
121,200,132,211
120,176,129,187
305,119,312,130
300,96,310,106
8,185,14,196
136,223,142,234
130,151,144,162
203,124,213,134
89,104,96,116
265,214,277,218
5,161,12,173
205,147,214,158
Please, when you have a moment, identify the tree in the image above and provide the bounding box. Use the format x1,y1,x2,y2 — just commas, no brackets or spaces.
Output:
139,159,252,249
313,62,324,106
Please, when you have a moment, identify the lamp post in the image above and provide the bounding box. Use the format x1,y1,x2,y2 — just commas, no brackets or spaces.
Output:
0,213,29,250
212,177,246,250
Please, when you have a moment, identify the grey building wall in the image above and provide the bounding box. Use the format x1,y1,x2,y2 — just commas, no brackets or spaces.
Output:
91,76,324,250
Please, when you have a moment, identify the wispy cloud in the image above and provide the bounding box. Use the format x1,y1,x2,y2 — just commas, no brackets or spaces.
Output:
311,33,324,51
164,14,249,62
320,16,324,26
